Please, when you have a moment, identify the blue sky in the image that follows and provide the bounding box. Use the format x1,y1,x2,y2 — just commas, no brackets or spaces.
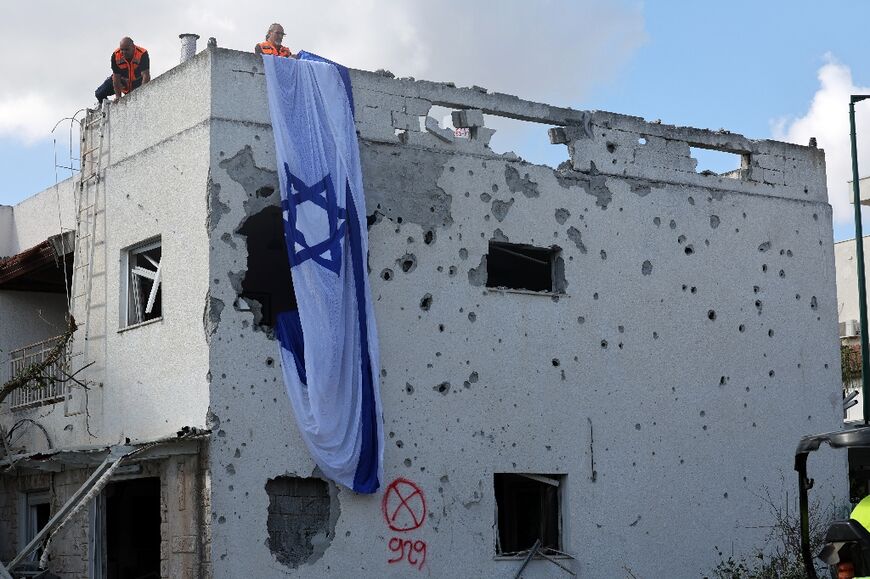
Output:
2,1,870,241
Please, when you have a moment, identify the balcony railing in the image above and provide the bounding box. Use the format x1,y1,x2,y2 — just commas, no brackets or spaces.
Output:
8,336,69,410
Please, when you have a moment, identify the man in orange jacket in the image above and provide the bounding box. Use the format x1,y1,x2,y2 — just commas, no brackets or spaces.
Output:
254,23,293,58
95,37,150,103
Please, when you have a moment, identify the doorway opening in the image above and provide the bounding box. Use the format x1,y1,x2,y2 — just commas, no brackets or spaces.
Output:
102,477,161,579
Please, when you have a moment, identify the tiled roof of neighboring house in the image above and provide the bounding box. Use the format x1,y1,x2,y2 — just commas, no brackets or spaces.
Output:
0,231,74,292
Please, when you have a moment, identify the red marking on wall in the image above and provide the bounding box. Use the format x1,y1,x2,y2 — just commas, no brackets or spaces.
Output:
383,478,428,570
387,537,427,570
382,477,427,532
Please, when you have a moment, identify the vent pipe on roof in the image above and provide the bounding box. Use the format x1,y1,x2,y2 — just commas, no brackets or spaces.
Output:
179,33,200,64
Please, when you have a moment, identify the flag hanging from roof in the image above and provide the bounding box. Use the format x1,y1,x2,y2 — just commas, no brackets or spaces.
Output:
263,52,383,494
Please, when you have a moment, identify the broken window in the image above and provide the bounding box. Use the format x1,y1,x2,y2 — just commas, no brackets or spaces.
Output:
494,473,563,555
266,476,333,568
486,242,560,293
22,490,50,562
122,238,162,327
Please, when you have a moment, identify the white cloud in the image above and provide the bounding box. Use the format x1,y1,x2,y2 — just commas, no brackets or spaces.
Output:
0,94,64,143
773,55,870,225
0,0,645,144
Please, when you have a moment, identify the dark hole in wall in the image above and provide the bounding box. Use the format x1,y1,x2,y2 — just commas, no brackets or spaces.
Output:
266,476,334,568
237,206,296,328
486,242,560,292
494,473,562,554
105,477,161,579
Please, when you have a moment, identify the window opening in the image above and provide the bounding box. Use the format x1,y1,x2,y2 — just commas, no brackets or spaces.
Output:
494,473,563,555
123,239,161,327
103,477,160,579
23,491,50,562
484,115,564,169
689,146,747,178
486,242,560,293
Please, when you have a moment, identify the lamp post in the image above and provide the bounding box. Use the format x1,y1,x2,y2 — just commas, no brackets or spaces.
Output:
849,95,870,425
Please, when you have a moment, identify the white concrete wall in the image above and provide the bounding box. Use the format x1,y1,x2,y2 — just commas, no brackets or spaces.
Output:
6,180,76,255
835,237,870,328
0,205,14,257
92,48,214,444
205,50,847,578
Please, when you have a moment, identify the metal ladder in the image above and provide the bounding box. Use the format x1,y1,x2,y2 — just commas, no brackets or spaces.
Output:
67,106,106,413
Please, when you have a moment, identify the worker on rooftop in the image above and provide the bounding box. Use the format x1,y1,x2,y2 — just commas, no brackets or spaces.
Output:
95,37,150,103
254,23,293,57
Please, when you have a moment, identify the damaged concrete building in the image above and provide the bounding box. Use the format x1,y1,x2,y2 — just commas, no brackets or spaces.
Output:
0,45,845,578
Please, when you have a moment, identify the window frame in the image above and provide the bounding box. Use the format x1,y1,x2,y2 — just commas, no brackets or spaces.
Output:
19,490,51,562
120,237,162,329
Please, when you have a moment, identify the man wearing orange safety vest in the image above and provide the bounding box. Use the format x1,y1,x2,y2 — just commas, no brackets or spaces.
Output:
254,23,293,58
95,37,150,103
111,37,150,100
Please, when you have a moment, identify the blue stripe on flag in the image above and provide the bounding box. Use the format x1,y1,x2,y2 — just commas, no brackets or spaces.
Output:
275,310,307,386
346,181,379,493
297,51,355,118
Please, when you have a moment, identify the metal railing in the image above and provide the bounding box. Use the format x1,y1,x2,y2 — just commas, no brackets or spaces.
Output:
7,336,69,410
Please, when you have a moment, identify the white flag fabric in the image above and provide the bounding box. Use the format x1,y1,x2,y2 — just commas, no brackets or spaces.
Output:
263,52,383,493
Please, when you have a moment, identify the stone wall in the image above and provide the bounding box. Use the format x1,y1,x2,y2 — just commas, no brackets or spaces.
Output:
0,442,209,578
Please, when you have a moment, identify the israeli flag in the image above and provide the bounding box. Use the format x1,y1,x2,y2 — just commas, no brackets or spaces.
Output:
263,52,383,493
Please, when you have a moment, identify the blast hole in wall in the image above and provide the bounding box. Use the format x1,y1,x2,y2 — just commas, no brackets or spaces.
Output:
266,476,334,569
689,146,747,178
483,115,565,169
237,206,296,329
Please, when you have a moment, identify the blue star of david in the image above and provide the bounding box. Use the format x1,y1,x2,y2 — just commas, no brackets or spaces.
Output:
282,162,347,275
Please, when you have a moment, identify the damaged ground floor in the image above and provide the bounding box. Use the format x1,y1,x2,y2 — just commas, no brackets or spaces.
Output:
0,434,356,578
0,434,210,578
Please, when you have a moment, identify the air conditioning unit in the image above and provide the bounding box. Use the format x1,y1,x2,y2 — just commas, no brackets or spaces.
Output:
840,319,861,337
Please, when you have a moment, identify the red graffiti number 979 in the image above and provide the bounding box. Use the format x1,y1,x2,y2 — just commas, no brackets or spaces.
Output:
388,537,427,570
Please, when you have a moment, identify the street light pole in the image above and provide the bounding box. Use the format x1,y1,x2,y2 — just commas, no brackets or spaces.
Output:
849,95,870,425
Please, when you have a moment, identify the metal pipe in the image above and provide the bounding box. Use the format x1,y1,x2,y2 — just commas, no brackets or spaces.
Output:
795,452,817,578
512,539,542,579
849,95,870,425
179,33,200,64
